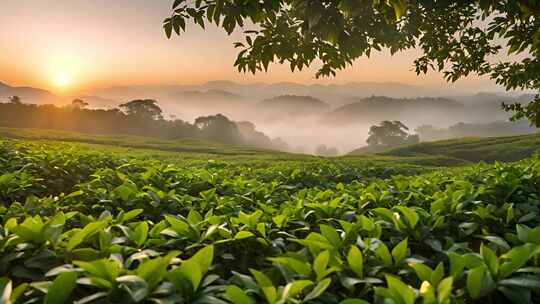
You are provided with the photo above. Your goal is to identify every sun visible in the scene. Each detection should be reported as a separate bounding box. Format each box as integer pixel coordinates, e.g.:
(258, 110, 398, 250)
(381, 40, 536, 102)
(53, 71, 72, 89)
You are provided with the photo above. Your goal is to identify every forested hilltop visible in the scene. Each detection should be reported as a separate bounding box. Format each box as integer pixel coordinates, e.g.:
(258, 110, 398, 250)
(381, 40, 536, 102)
(0, 99, 288, 151)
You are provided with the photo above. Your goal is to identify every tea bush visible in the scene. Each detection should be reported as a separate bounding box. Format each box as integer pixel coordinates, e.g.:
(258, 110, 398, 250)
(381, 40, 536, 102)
(0, 139, 539, 303)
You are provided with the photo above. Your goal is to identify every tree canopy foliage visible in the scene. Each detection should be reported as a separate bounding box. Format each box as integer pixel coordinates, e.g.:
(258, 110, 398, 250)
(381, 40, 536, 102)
(0, 100, 286, 150)
(195, 113, 245, 144)
(71, 98, 89, 109)
(119, 99, 164, 121)
(8, 96, 22, 105)
(367, 120, 419, 147)
(164, 0, 540, 124)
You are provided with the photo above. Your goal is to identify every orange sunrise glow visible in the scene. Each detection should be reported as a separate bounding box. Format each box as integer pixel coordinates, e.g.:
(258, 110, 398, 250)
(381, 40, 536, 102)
(0, 0, 503, 96)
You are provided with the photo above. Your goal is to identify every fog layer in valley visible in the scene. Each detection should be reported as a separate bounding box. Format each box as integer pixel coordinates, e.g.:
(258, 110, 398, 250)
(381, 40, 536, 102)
(1, 80, 535, 155)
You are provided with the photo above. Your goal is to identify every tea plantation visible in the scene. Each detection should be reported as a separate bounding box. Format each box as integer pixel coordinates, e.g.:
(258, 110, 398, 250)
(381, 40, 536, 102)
(1, 131, 540, 303)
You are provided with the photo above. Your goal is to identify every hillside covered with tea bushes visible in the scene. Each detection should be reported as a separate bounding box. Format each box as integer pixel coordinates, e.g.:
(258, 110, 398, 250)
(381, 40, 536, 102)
(0, 133, 539, 303)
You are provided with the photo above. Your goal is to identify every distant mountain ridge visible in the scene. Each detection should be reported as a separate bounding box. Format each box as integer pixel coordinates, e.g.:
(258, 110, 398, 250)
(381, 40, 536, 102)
(89, 80, 434, 106)
(259, 95, 329, 107)
(0, 81, 58, 104)
(256, 95, 330, 120)
(199, 80, 422, 104)
(171, 89, 243, 101)
(0, 81, 123, 108)
(0, 79, 534, 124)
(324, 96, 466, 125)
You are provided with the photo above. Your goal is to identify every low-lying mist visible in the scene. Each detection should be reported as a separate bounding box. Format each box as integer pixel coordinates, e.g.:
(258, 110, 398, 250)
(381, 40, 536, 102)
(2, 80, 535, 155)
(154, 91, 534, 155)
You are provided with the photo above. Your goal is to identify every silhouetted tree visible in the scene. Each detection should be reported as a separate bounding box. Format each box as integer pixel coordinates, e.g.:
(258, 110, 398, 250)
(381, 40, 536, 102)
(367, 121, 419, 147)
(195, 114, 243, 144)
(120, 99, 163, 120)
(235, 121, 291, 150)
(71, 99, 89, 109)
(0, 102, 287, 151)
(8, 96, 22, 105)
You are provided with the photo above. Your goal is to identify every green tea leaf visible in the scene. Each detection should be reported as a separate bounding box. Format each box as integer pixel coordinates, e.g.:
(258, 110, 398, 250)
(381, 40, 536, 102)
(187, 209, 203, 226)
(225, 285, 254, 304)
(391, 238, 408, 264)
(320, 224, 341, 247)
(347, 246, 364, 278)
(169, 260, 202, 291)
(448, 252, 466, 279)
(313, 251, 330, 281)
(385, 275, 415, 304)
(67, 220, 108, 251)
(375, 243, 393, 267)
(437, 277, 453, 302)
(235, 231, 255, 240)
(44, 272, 78, 304)
(191, 245, 214, 275)
(268, 257, 311, 277)
(431, 262, 444, 288)
(282, 280, 313, 300)
(137, 251, 179, 289)
(304, 278, 331, 301)
(480, 243, 499, 276)
(499, 245, 531, 279)
(249, 269, 277, 304)
(165, 215, 190, 235)
(116, 275, 149, 302)
(74, 259, 121, 282)
(394, 206, 419, 229)
(409, 262, 432, 282)
(131, 221, 149, 247)
(467, 266, 486, 299)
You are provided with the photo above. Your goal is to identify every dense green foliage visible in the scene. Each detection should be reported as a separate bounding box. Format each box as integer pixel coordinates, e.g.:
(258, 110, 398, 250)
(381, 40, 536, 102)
(415, 121, 535, 142)
(0, 100, 286, 150)
(1, 133, 540, 303)
(164, 0, 539, 123)
(367, 121, 419, 148)
(119, 99, 164, 121)
(0, 127, 466, 167)
(383, 133, 540, 163)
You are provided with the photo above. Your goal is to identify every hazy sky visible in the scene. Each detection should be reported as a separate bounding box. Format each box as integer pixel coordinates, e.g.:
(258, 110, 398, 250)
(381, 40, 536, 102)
(0, 0, 502, 95)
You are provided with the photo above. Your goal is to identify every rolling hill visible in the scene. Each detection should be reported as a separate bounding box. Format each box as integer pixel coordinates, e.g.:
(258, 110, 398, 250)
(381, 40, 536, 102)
(86, 80, 454, 107)
(0, 127, 280, 157)
(3, 127, 540, 168)
(0, 81, 59, 104)
(324, 96, 465, 125)
(169, 89, 244, 107)
(256, 95, 330, 119)
(349, 132, 540, 163)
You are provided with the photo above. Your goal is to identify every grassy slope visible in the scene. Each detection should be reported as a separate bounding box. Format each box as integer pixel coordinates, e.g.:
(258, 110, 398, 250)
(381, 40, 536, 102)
(382, 133, 540, 163)
(4, 127, 538, 168)
(348, 133, 540, 163)
(0, 127, 286, 158)
(0, 127, 472, 172)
